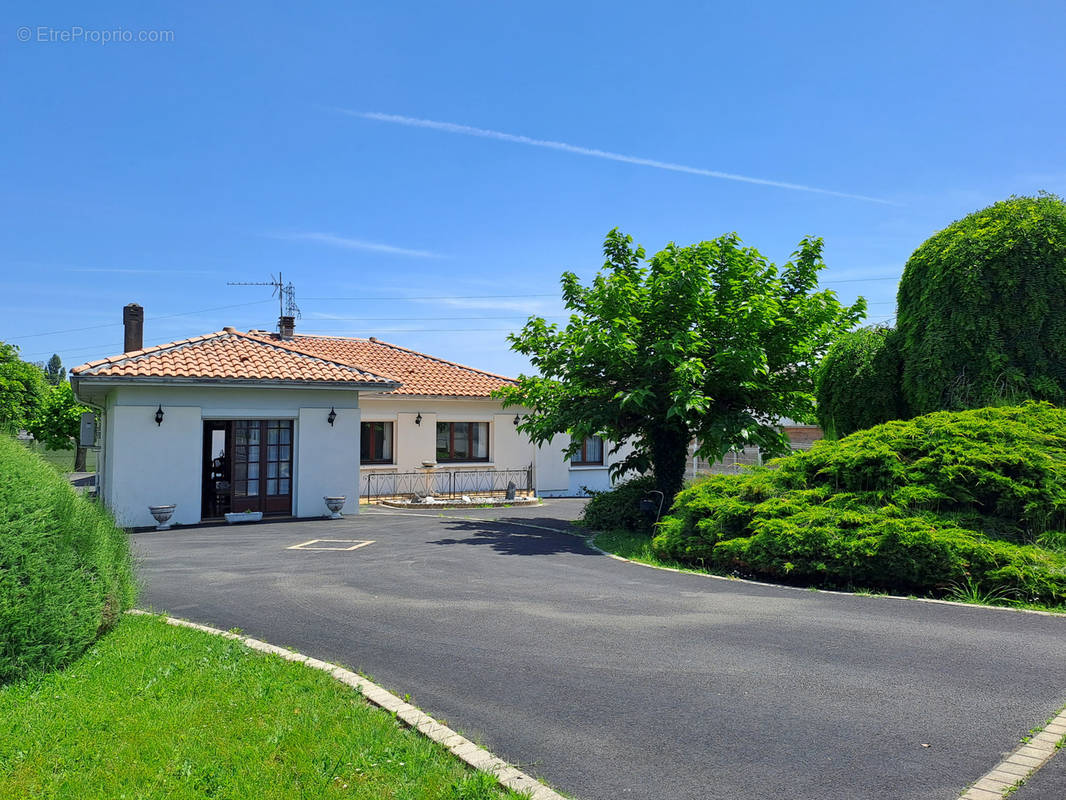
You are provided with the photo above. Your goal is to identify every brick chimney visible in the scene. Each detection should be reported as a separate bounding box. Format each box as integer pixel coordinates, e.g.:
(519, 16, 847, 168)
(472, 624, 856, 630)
(279, 315, 295, 339)
(123, 303, 144, 352)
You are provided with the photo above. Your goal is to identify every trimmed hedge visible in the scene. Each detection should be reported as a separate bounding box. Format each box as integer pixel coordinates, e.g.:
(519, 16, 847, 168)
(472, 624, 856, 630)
(580, 475, 658, 534)
(815, 326, 906, 438)
(0, 435, 135, 683)
(652, 403, 1066, 604)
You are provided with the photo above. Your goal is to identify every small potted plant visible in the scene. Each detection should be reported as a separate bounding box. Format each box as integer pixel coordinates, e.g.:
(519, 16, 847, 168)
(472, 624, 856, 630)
(225, 508, 264, 524)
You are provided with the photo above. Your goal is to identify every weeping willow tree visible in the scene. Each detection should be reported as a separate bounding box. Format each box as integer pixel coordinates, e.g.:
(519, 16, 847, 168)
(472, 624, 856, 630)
(897, 193, 1066, 415)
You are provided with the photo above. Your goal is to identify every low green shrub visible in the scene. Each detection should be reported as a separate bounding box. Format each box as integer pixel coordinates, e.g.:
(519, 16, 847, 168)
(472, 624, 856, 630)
(580, 475, 658, 533)
(0, 435, 135, 683)
(652, 403, 1066, 604)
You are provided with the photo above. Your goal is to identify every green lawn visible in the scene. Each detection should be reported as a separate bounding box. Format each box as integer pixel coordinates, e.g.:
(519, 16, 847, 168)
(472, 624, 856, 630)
(0, 614, 526, 800)
(17, 439, 96, 472)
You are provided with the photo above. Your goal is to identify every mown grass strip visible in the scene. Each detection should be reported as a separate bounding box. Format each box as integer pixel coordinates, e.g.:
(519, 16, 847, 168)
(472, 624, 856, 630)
(17, 438, 96, 473)
(0, 614, 527, 800)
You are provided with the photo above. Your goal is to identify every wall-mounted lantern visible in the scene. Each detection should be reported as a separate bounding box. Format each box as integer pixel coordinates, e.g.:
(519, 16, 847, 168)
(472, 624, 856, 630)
(513, 413, 521, 426)
(154, 405, 164, 426)
(327, 407, 337, 426)
(415, 412, 422, 426)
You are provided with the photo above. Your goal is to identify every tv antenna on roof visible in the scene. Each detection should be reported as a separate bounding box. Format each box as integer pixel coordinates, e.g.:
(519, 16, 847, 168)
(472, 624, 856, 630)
(227, 273, 301, 331)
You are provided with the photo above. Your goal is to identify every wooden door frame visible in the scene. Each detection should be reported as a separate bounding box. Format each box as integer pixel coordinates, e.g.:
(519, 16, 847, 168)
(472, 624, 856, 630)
(202, 420, 233, 519)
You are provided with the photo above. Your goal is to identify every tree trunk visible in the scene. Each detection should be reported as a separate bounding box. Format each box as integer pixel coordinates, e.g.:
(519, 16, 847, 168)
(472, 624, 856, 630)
(649, 424, 689, 514)
(74, 446, 87, 472)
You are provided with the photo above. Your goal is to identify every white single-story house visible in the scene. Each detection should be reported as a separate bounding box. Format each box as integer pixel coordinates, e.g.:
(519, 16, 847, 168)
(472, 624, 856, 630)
(71, 305, 625, 528)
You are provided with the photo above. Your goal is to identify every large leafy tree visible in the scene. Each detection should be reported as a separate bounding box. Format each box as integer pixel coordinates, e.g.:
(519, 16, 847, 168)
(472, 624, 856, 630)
(498, 229, 865, 504)
(27, 382, 90, 465)
(0, 342, 48, 434)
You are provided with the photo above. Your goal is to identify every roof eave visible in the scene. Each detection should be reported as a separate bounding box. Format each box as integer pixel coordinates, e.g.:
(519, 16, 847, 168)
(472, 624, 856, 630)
(71, 375, 400, 392)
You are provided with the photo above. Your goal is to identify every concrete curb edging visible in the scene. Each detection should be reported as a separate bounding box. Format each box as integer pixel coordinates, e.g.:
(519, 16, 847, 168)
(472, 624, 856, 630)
(958, 706, 1066, 799)
(127, 609, 565, 800)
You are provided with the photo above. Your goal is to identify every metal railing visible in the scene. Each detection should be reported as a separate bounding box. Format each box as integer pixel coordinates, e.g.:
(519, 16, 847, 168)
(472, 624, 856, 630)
(361, 465, 534, 500)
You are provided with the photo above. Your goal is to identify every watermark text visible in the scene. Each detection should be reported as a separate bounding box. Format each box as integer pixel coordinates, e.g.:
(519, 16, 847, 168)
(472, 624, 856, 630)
(17, 26, 174, 44)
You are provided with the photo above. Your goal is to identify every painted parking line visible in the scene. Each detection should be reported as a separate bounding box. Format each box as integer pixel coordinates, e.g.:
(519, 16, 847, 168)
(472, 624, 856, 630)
(287, 539, 375, 551)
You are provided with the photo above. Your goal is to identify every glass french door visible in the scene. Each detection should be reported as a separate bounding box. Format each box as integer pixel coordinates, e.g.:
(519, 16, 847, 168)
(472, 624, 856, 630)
(202, 420, 293, 517)
(262, 420, 293, 512)
(233, 420, 293, 514)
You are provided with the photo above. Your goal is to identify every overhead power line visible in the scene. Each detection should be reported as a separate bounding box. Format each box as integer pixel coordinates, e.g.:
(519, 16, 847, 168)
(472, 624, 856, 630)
(301, 328, 532, 334)
(307, 314, 569, 322)
(23, 341, 125, 359)
(11, 277, 899, 352)
(304, 280, 899, 302)
(8, 299, 275, 341)
(823, 276, 899, 284)
(302, 293, 561, 301)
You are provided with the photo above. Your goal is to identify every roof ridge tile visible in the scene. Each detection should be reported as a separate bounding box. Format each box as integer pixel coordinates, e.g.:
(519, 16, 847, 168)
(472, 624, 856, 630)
(71, 329, 398, 386)
(286, 333, 516, 383)
(72, 327, 514, 396)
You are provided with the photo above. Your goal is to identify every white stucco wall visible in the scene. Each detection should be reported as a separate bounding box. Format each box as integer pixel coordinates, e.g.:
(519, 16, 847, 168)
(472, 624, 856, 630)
(535, 433, 635, 497)
(94, 383, 363, 527)
(358, 396, 536, 474)
(295, 406, 359, 516)
(358, 395, 635, 497)
(534, 436, 571, 496)
(107, 402, 203, 528)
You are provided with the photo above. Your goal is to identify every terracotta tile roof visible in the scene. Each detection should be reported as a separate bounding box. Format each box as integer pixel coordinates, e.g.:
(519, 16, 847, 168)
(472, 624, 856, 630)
(244, 332, 517, 397)
(70, 329, 397, 387)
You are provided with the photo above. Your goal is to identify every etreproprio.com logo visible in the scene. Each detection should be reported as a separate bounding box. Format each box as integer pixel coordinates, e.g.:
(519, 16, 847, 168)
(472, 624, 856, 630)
(16, 26, 175, 44)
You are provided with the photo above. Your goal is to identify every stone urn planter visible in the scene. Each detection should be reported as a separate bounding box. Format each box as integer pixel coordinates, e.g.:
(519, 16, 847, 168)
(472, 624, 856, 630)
(323, 496, 346, 519)
(225, 510, 263, 524)
(148, 504, 176, 531)
(419, 461, 437, 499)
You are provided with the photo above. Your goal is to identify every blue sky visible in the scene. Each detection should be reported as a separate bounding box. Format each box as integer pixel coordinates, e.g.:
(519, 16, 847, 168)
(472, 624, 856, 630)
(3, 1, 1064, 378)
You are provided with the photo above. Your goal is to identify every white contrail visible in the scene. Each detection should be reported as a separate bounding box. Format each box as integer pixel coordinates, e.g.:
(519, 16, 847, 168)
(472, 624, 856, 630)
(337, 109, 898, 205)
(273, 232, 442, 258)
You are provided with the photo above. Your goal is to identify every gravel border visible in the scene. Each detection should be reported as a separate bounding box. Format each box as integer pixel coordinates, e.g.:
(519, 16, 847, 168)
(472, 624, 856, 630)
(378, 497, 540, 510)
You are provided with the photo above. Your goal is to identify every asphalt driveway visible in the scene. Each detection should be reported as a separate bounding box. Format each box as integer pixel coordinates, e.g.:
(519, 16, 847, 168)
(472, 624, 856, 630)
(132, 500, 1066, 800)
